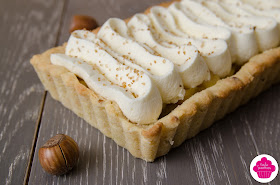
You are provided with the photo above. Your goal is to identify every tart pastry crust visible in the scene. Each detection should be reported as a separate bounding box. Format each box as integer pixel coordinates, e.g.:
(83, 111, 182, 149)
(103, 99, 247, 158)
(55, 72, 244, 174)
(30, 1, 280, 161)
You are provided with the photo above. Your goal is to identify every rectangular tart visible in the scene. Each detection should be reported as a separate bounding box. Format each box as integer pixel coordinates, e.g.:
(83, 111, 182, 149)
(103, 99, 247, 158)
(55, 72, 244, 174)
(30, 0, 280, 161)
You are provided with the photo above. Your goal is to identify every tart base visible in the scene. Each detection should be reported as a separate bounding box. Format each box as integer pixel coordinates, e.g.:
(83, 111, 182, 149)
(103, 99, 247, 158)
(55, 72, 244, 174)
(31, 45, 280, 161)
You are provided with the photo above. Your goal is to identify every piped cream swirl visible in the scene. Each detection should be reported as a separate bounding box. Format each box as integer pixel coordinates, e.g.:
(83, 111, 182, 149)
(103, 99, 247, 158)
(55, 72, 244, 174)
(181, 0, 280, 64)
(202, 1, 280, 52)
(148, 6, 232, 77)
(51, 30, 163, 124)
(97, 18, 185, 103)
(128, 13, 210, 88)
(213, 0, 280, 32)
(49, 0, 280, 124)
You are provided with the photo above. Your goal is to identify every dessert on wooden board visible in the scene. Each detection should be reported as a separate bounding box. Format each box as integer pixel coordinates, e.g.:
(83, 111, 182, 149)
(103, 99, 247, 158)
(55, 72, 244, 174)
(31, 0, 280, 161)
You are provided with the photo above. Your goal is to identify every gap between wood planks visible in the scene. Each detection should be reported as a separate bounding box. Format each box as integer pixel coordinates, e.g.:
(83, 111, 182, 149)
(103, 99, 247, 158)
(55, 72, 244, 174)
(23, 91, 47, 185)
(23, 0, 69, 184)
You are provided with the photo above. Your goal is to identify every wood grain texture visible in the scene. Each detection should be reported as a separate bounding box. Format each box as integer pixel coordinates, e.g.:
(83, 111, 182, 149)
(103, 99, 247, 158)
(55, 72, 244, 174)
(243, 84, 280, 156)
(29, 86, 280, 185)
(27, 0, 280, 184)
(0, 0, 64, 184)
(28, 95, 259, 185)
(240, 84, 280, 185)
(57, 0, 165, 45)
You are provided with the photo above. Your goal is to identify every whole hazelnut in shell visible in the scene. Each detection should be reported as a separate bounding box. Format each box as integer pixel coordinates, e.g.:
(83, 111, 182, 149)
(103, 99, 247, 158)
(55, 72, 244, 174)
(38, 134, 79, 175)
(69, 15, 98, 33)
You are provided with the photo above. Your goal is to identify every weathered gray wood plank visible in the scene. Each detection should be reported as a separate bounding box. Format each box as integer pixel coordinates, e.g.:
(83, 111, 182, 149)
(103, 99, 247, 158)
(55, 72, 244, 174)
(0, 0, 65, 184)
(29, 94, 259, 185)
(243, 84, 280, 156)
(240, 84, 280, 184)
(26, 0, 280, 184)
(58, 0, 166, 45)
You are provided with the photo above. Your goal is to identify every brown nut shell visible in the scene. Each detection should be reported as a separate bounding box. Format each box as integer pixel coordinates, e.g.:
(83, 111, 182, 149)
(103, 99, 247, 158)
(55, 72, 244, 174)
(69, 15, 98, 33)
(38, 134, 79, 175)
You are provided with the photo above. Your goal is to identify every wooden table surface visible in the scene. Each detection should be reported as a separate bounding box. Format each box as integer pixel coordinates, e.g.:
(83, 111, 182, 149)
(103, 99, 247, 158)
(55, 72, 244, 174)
(1, 0, 280, 184)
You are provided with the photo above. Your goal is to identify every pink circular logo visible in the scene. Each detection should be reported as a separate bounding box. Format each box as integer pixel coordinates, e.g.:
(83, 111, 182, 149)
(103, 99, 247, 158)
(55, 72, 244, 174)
(250, 154, 278, 183)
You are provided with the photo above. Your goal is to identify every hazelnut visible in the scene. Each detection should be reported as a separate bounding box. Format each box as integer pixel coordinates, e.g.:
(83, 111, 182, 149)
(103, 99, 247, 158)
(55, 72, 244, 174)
(38, 134, 79, 175)
(69, 15, 98, 33)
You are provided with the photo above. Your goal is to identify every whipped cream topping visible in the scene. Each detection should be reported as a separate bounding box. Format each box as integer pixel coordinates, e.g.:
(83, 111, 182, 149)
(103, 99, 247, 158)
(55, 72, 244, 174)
(149, 5, 232, 77)
(181, 0, 279, 64)
(52, 30, 162, 124)
(128, 13, 210, 88)
(202, 1, 280, 52)
(50, 0, 280, 124)
(241, 0, 280, 10)
(166, 4, 232, 43)
(215, 0, 280, 31)
(97, 18, 185, 103)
